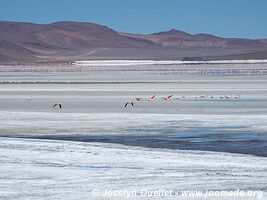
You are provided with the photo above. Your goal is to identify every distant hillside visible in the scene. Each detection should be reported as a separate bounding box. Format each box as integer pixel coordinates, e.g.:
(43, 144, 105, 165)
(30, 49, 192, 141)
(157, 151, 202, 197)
(0, 21, 267, 63)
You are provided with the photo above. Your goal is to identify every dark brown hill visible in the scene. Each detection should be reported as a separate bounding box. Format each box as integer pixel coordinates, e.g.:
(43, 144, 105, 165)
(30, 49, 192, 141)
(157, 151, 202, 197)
(0, 21, 266, 63)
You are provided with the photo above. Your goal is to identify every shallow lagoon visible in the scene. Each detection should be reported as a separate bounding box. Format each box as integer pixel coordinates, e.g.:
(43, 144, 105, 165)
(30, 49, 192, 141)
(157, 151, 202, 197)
(0, 64, 267, 199)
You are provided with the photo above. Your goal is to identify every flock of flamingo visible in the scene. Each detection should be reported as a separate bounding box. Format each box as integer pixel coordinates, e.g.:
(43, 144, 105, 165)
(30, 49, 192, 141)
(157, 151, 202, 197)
(124, 94, 240, 107)
(27, 94, 240, 109)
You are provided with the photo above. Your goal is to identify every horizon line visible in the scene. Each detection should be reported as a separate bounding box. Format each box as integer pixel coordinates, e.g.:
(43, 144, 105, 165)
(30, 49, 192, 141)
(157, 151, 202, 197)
(0, 19, 266, 40)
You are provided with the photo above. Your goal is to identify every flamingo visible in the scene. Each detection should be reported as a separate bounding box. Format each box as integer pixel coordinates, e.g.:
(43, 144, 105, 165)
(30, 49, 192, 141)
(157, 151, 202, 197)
(149, 95, 156, 101)
(195, 95, 207, 100)
(163, 95, 173, 100)
(53, 103, 62, 109)
(176, 96, 185, 100)
(225, 95, 231, 100)
(124, 102, 134, 108)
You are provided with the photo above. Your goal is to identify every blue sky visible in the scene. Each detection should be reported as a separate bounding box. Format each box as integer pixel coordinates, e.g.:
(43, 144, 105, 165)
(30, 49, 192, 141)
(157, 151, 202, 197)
(0, 0, 266, 38)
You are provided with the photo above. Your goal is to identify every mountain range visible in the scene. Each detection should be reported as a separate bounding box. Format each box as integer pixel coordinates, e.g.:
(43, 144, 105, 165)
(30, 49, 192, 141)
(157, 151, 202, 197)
(0, 21, 267, 63)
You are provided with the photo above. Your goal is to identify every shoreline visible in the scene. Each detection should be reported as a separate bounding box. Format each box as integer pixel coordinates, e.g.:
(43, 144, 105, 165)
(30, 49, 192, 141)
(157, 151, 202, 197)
(1, 134, 266, 157)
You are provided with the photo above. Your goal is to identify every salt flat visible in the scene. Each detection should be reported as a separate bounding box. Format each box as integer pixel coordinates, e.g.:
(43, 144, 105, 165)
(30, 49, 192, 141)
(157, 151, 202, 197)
(0, 137, 266, 200)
